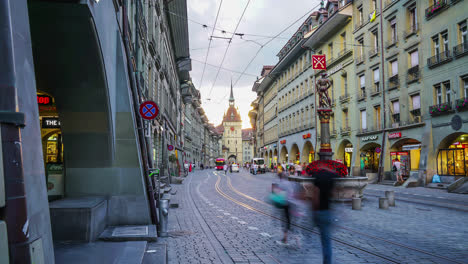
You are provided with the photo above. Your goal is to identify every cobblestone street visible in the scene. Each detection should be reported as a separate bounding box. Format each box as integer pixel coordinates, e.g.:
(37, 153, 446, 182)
(160, 170, 468, 264)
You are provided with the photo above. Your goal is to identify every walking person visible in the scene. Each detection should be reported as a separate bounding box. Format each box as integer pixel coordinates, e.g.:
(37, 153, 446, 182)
(309, 167, 336, 264)
(223, 163, 228, 175)
(393, 158, 403, 182)
(253, 162, 258, 175)
(271, 165, 294, 245)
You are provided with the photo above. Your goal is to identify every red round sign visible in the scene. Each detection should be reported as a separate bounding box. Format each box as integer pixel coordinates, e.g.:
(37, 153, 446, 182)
(167, 145, 174, 151)
(375, 147, 381, 153)
(139, 101, 159, 120)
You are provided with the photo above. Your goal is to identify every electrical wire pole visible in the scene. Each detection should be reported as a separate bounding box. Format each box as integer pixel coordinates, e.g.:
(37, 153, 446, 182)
(377, 0, 387, 182)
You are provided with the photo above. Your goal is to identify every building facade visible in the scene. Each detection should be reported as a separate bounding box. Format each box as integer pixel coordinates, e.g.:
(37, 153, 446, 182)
(242, 128, 255, 165)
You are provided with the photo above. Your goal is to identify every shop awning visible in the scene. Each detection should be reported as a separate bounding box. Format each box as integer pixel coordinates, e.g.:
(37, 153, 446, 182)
(402, 144, 421, 151)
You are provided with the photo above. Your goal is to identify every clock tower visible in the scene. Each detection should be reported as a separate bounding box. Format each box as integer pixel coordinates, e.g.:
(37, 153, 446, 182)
(221, 83, 243, 164)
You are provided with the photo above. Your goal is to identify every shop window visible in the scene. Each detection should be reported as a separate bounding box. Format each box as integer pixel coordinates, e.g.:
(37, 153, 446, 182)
(437, 134, 468, 176)
(360, 150, 380, 172)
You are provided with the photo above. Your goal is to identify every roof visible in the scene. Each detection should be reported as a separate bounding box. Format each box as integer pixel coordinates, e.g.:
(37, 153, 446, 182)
(260, 66, 274, 77)
(242, 128, 254, 140)
(215, 124, 225, 134)
(222, 105, 242, 123)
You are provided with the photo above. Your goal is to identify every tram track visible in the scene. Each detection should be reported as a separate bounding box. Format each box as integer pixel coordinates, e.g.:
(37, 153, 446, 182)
(214, 171, 466, 264)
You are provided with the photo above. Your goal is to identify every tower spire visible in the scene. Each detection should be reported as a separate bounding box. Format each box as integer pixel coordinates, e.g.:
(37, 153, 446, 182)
(229, 79, 235, 105)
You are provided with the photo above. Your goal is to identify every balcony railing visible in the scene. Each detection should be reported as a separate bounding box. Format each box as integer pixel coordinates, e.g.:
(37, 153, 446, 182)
(385, 0, 398, 7)
(338, 48, 352, 57)
(358, 91, 366, 101)
(371, 85, 381, 96)
(355, 54, 365, 65)
(392, 113, 400, 123)
(369, 47, 379, 58)
(403, 23, 419, 39)
(429, 102, 453, 116)
(339, 93, 350, 103)
(425, 0, 448, 19)
(410, 108, 421, 116)
(385, 37, 398, 49)
(406, 66, 420, 84)
(427, 50, 453, 68)
(453, 42, 468, 57)
(388, 75, 399, 90)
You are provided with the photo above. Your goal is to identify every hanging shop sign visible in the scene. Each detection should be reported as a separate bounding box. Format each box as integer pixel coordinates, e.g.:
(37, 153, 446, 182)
(139, 101, 159, 120)
(388, 132, 402, 139)
(312, 55, 327, 70)
(167, 145, 174, 151)
(345, 148, 353, 152)
(302, 133, 312, 139)
(391, 152, 408, 156)
(42, 117, 61, 129)
(37, 95, 52, 105)
(362, 135, 378, 141)
(280, 140, 287, 144)
(402, 144, 421, 151)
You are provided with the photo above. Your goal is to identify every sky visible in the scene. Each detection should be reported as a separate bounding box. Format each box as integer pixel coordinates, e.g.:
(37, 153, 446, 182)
(186, 0, 322, 128)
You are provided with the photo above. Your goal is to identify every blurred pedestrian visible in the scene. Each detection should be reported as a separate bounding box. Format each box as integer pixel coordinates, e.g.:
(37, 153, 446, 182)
(253, 162, 258, 175)
(271, 165, 294, 245)
(223, 164, 228, 175)
(309, 167, 336, 264)
(294, 162, 302, 176)
(288, 165, 296, 176)
(393, 158, 403, 182)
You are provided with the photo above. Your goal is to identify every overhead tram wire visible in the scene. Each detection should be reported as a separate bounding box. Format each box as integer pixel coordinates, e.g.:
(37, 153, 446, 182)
(165, 9, 289, 40)
(232, 2, 323, 88)
(207, 0, 252, 98)
(191, 58, 258, 77)
(198, 0, 224, 90)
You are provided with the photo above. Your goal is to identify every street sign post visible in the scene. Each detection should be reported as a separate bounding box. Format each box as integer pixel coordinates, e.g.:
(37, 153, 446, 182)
(167, 145, 174, 151)
(139, 101, 159, 120)
(312, 55, 327, 70)
(375, 147, 381, 153)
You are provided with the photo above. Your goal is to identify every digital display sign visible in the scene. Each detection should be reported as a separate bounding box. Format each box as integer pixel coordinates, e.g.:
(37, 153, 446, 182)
(37, 95, 52, 105)
(42, 117, 61, 129)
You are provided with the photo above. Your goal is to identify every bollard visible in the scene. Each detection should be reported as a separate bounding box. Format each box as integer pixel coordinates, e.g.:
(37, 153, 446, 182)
(352, 198, 362, 210)
(159, 199, 169, 237)
(379, 197, 389, 209)
(385, 191, 395, 206)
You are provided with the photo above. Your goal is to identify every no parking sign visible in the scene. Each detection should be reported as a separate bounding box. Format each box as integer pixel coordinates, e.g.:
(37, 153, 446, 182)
(139, 101, 159, 120)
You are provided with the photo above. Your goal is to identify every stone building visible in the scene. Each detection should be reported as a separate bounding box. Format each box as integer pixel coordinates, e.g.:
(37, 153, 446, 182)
(242, 128, 255, 165)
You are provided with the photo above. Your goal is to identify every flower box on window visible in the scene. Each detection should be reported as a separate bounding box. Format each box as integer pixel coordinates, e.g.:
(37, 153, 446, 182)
(429, 102, 452, 116)
(456, 98, 468, 111)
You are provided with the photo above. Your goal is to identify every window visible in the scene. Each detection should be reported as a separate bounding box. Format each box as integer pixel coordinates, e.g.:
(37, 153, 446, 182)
(372, 30, 379, 50)
(460, 21, 467, 44)
(372, 0, 377, 11)
(391, 60, 398, 76)
(411, 94, 421, 110)
(444, 82, 451, 103)
(343, 75, 348, 94)
(358, 38, 364, 56)
(435, 84, 442, 104)
(410, 50, 419, 67)
(432, 35, 440, 55)
(463, 77, 468, 97)
(392, 100, 400, 114)
(442, 32, 449, 52)
(373, 68, 380, 91)
(409, 5, 417, 29)
(343, 110, 349, 127)
(328, 43, 333, 58)
(360, 74, 366, 94)
(358, 6, 363, 25)
(390, 18, 397, 42)
(374, 105, 381, 130)
(361, 110, 367, 130)
(341, 32, 346, 50)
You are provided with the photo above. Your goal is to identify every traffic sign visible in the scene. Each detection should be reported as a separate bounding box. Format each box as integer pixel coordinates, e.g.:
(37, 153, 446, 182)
(167, 145, 174, 151)
(375, 147, 381, 153)
(312, 55, 327, 70)
(139, 101, 159, 120)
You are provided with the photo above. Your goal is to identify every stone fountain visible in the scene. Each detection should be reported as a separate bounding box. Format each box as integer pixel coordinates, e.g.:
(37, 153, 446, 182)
(289, 73, 368, 201)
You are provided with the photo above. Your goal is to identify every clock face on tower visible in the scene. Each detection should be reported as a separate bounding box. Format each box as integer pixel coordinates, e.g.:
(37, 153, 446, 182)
(230, 127, 235, 131)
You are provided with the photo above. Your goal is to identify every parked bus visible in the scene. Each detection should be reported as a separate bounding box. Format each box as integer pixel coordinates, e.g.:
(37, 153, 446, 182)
(215, 158, 225, 170)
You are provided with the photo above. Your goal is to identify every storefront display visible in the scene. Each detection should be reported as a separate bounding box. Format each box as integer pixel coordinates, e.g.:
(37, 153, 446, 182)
(390, 152, 409, 178)
(360, 150, 380, 172)
(344, 145, 353, 171)
(437, 135, 468, 176)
